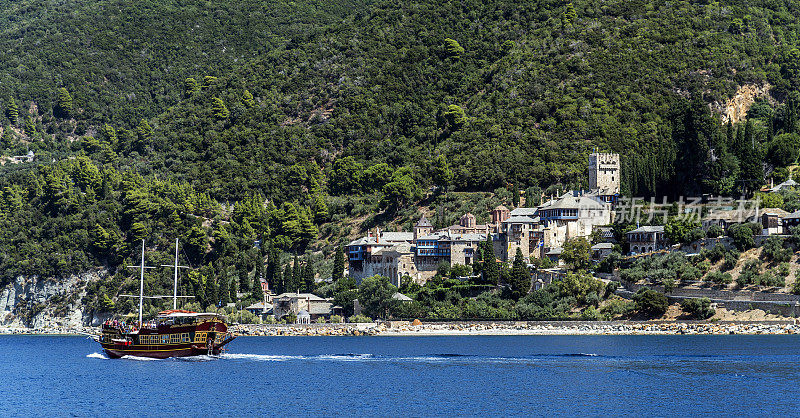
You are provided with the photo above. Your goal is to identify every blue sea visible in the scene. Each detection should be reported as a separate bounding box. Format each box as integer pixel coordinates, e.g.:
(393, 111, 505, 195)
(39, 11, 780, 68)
(2, 335, 800, 416)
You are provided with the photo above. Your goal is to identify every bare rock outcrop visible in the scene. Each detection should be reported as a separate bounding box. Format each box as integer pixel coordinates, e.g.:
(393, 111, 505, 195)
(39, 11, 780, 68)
(715, 83, 772, 124)
(0, 271, 106, 330)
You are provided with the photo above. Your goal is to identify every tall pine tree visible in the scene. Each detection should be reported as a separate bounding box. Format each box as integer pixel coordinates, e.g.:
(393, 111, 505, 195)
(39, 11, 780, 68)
(5, 97, 18, 122)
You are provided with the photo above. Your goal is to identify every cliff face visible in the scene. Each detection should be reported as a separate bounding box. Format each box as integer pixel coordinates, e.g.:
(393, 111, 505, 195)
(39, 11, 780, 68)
(0, 271, 106, 329)
(716, 84, 772, 124)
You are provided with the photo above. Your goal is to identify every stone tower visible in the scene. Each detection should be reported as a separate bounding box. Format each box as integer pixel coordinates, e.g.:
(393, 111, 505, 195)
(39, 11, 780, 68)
(414, 216, 433, 242)
(589, 152, 620, 194)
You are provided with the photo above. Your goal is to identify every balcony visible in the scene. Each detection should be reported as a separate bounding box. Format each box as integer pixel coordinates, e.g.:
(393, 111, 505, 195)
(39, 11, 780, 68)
(417, 249, 451, 257)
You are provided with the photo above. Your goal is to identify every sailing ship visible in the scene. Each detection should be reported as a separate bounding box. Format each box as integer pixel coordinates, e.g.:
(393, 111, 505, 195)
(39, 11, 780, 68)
(95, 239, 236, 359)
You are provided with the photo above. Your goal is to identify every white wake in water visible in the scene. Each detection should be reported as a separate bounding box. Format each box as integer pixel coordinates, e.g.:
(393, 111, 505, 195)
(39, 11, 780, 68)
(177, 355, 219, 362)
(219, 353, 573, 365)
(120, 355, 162, 361)
(86, 352, 108, 360)
(222, 353, 307, 362)
(87, 351, 601, 364)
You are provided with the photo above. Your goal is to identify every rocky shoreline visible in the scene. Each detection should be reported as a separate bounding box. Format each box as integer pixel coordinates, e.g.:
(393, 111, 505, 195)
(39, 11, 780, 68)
(0, 325, 99, 336)
(229, 320, 800, 336)
(5, 320, 800, 337)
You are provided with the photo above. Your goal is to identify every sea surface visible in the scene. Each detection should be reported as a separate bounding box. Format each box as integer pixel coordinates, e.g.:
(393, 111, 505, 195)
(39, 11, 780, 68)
(2, 334, 800, 416)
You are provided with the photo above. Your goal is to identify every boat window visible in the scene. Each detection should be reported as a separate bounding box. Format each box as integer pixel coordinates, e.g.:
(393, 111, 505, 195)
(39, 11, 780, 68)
(161, 335, 169, 344)
(194, 332, 207, 343)
(181, 333, 190, 343)
(170, 334, 180, 344)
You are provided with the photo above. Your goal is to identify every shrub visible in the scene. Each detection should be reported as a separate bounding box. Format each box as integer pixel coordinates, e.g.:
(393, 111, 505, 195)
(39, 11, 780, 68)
(230, 309, 261, 324)
(680, 297, 715, 319)
(777, 263, 791, 278)
(603, 281, 620, 298)
(737, 259, 762, 287)
(600, 299, 634, 319)
(633, 288, 668, 318)
(348, 314, 372, 323)
(585, 291, 601, 307)
(706, 271, 733, 285)
(721, 250, 739, 271)
(314, 317, 326, 323)
(762, 236, 792, 263)
(707, 244, 726, 262)
(792, 272, 800, 295)
(329, 315, 344, 323)
(391, 300, 427, 319)
(706, 224, 724, 238)
(727, 223, 757, 250)
(696, 259, 711, 275)
(428, 304, 463, 320)
(580, 307, 601, 321)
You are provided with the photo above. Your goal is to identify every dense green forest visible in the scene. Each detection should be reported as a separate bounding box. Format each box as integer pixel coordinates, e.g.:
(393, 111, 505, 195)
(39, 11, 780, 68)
(2, 0, 800, 314)
(0, 0, 370, 127)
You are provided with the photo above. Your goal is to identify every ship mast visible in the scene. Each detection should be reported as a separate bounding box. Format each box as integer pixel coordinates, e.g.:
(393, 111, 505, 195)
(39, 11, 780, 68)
(160, 238, 190, 310)
(139, 240, 145, 326)
(120, 240, 193, 326)
(125, 240, 155, 327)
(173, 238, 179, 309)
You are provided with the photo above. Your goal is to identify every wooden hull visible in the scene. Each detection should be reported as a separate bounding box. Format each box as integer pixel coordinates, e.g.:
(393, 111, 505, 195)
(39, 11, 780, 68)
(102, 343, 226, 359)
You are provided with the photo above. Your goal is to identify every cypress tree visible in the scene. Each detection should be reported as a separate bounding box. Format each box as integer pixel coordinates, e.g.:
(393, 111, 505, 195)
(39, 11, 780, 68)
(251, 267, 261, 299)
(283, 263, 293, 292)
(744, 119, 754, 148)
(303, 260, 315, 292)
(265, 244, 280, 289)
(254, 251, 265, 288)
(735, 123, 746, 157)
(205, 276, 218, 308)
(290, 255, 301, 291)
(726, 121, 734, 149)
(273, 260, 284, 295)
(332, 245, 345, 282)
(787, 94, 798, 134)
(219, 277, 231, 305)
(483, 234, 500, 285)
(509, 248, 531, 300)
(512, 183, 520, 207)
(230, 276, 238, 302)
(193, 276, 206, 308)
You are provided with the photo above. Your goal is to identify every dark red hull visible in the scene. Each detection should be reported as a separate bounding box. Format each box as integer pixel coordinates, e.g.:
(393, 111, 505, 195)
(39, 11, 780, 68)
(102, 343, 227, 359)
